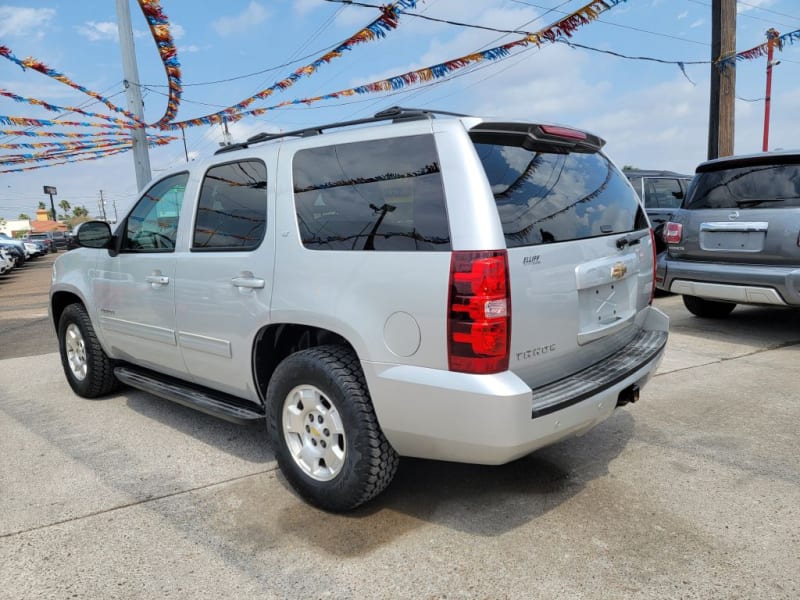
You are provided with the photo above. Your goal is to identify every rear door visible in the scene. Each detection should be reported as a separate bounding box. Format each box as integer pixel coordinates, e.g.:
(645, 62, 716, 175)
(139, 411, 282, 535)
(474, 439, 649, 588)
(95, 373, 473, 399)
(470, 124, 654, 388)
(675, 158, 800, 265)
(174, 157, 273, 403)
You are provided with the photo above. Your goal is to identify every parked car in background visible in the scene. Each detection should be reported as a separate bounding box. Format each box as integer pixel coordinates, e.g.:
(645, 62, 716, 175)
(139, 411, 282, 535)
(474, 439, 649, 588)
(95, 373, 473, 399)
(0, 235, 26, 267)
(659, 151, 800, 317)
(0, 248, 13, 275)
(28, 232, 63, 252)
(22, 237, 49, 256)
(624, 169, 693, 253)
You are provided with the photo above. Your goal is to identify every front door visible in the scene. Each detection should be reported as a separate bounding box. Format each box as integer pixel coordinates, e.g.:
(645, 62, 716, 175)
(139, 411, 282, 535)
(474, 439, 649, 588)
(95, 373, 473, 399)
(92, 172, 190, 377)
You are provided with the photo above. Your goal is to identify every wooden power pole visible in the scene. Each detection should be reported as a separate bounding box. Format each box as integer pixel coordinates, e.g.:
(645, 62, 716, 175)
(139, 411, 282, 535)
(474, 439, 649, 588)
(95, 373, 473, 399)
(708, 0, 737, 160)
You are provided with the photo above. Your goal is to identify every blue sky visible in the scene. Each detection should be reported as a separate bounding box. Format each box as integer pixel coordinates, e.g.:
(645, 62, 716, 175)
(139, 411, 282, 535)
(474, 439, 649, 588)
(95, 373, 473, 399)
(1, 0, 799, 220)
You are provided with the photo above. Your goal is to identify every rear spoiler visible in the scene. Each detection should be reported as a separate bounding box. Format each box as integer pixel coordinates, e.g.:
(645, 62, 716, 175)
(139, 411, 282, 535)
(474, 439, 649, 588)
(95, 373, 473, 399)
(469, 122, 605, 154)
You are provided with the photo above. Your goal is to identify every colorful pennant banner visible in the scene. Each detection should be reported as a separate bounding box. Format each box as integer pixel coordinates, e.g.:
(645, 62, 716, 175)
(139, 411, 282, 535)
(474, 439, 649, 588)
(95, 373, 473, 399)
(0, 115, 128, 129)
(0, 147, 131, 174)
(0, 89, 139, 128)
(188, 0, 628, 123)
(718, 28, 800, 67)
(0, 135, 176, 151)
(138, 0, 182, 128)
(165, 0, 418, 129)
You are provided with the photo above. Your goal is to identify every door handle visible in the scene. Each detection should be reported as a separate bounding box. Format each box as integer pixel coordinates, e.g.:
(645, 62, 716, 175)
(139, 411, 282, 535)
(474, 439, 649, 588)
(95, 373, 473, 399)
(232, 276, 265, 289)
(145, 274, 170, 285)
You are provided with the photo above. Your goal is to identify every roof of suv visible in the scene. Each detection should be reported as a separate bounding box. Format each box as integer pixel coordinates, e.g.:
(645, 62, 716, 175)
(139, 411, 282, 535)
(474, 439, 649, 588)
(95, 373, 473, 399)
(623, 169, 692, 178)
(696, 150, 800, 173)
(214, 106, 605, 156)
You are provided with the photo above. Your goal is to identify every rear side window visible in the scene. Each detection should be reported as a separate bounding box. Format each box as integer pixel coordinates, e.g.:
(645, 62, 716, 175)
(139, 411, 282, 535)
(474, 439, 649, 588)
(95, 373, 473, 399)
(686, 162, 800, 209)
(293, 135, 450, 251)
(193, 160, 267, 251)
(474, 144, 644, 248)
(646, 178, 684, 209)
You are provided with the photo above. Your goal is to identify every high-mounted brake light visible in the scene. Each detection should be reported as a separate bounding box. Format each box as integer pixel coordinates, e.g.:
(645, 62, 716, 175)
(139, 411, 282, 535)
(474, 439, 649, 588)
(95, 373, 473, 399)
(664, 222, 683, 245)
(539, 125, 588, 141)
(448, 250, 511, 374)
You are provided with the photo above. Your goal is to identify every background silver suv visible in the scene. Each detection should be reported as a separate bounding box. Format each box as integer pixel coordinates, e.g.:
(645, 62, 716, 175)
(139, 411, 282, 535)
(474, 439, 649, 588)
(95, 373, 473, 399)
(659, 151, 800, 317)
(51, 108, 668, 511)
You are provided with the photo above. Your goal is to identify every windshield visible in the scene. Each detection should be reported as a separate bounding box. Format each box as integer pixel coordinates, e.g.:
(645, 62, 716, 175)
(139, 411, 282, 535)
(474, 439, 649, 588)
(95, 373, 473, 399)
(686, 161, 800, 209)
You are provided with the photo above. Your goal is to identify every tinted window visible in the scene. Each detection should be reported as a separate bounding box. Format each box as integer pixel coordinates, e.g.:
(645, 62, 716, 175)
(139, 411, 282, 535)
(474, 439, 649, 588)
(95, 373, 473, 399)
(686, 162, 800, 209)
(475, 144, 643, 248)
(122, 172, 189, 252)
(646, 178, 684, 209)
(193, 160, 267, 250)
(293, 135, 450, 251)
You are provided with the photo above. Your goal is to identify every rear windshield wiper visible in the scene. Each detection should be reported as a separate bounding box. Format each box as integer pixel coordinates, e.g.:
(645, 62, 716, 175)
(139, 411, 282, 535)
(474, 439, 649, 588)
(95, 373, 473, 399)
(735, 198, 794, 207)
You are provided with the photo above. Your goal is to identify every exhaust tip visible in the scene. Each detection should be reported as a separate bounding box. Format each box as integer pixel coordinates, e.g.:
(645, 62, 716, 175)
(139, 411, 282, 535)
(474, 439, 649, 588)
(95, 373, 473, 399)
(616, 384, 640, 407)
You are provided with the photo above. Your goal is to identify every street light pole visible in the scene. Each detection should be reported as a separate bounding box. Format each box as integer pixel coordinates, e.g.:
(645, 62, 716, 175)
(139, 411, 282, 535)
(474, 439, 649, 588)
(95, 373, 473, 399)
(762, 28, 781, 152)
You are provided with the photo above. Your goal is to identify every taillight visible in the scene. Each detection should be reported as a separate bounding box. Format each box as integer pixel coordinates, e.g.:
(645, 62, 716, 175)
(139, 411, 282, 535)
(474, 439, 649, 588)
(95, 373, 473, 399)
(448, 250, 511, 374)
(664, 222, 683, 245)
(649, 229, 657, 305)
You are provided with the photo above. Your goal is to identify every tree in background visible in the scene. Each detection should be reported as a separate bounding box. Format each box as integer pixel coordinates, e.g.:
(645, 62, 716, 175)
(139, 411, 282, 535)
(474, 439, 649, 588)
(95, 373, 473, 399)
(0, 216, 6, 229)
(18, 213, 30, 220)
(37, 201, 46, 210)
(72, 205, 89, 218)
(58, 200, 72, 220)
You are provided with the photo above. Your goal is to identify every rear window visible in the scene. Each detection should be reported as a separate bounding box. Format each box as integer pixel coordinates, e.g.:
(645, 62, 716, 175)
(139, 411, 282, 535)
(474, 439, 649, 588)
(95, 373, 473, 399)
(686, 162, 800, 209)
(474, 143, 644, 248)
(293, 135, 450, 251)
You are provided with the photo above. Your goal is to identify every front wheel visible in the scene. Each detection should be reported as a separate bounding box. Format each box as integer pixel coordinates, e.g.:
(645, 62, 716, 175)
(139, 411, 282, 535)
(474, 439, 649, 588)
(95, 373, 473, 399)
(58, 303, 119, 397)
(682, 295, 736, 318)
(266, 345, 398, 512)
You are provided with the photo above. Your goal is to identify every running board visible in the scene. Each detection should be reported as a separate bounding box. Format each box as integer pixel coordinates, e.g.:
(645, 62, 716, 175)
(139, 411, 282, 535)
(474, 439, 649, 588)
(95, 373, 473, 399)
(114, 366, 265, 424)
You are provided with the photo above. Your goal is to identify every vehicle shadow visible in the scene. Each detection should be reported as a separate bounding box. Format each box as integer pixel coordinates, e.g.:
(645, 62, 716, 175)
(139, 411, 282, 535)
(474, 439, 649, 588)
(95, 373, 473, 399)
(124, 389, 273, 464)
(668, 303, 800, 348)
(272, 409, 636, 555)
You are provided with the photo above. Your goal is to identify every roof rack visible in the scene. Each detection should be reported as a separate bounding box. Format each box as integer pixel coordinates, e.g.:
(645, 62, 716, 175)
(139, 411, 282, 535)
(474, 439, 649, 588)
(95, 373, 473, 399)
(214, 106, 469, 155)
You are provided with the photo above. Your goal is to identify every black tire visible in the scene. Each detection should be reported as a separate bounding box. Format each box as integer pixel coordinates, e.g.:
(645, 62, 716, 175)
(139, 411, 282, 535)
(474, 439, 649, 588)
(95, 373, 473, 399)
(266, 345, 398, 512)
(682, 295, 736, 318)
(58, 303, 119, 398)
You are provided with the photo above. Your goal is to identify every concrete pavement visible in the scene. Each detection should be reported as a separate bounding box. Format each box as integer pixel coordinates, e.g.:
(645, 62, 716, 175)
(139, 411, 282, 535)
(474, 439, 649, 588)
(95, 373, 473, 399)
(1, 280, 798, 598)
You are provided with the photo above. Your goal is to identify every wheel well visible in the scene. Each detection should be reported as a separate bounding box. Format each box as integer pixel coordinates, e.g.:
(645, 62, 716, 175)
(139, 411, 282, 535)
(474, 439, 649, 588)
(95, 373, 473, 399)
(51, 291, 83, 331)
(252, 324, 354, 401)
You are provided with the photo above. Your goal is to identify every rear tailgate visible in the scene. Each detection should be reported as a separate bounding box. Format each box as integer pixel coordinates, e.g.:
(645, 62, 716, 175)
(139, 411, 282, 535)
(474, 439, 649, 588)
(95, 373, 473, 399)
(469, 122, 658, 389)
(671, 159, 800, 265)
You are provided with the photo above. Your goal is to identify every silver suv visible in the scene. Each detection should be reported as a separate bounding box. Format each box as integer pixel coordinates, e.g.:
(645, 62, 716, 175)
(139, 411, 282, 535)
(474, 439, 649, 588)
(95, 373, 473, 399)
(659, 151, 800, 317)
(50, 107, 669, 511)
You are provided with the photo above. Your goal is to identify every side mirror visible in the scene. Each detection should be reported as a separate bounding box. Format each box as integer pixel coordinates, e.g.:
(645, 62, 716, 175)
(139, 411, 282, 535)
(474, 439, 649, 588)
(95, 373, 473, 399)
(76, 221, 113, 249)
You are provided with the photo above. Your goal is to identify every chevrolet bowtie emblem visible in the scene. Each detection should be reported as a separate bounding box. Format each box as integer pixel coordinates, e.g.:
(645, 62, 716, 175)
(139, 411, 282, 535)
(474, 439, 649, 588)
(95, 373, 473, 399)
(611, 262, 627, 280)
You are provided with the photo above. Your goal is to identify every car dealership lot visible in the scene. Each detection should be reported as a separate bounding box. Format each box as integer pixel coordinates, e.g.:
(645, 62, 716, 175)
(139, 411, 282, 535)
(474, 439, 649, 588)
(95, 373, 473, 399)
(1, 261, 798, 599)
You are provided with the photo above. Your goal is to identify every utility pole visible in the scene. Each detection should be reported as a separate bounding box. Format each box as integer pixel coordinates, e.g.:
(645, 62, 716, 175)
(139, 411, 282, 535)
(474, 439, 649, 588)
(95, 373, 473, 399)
(116, 0, 152, 191)
(99, 190, 108, 222)
(708, 0, 736, 160)
(762, 28, 781, 152)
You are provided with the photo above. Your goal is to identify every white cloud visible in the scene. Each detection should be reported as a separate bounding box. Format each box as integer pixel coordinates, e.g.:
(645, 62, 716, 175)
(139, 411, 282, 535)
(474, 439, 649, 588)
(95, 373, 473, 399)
(0, 6, 55, 39)
(76, 20, 183, 43)
(212, 2, 269, 37)
(170, 23, 186, 40)
(76, 21, 119, 42)
(677, 11, 688, 19)
(180, 44, 200, 53)
(690, 19, 705, 29)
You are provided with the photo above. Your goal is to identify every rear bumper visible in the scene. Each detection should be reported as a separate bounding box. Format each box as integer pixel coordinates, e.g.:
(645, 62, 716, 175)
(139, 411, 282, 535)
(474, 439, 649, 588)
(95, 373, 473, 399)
(363, 306, 669, 464)
(659, 255, 800, 305)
